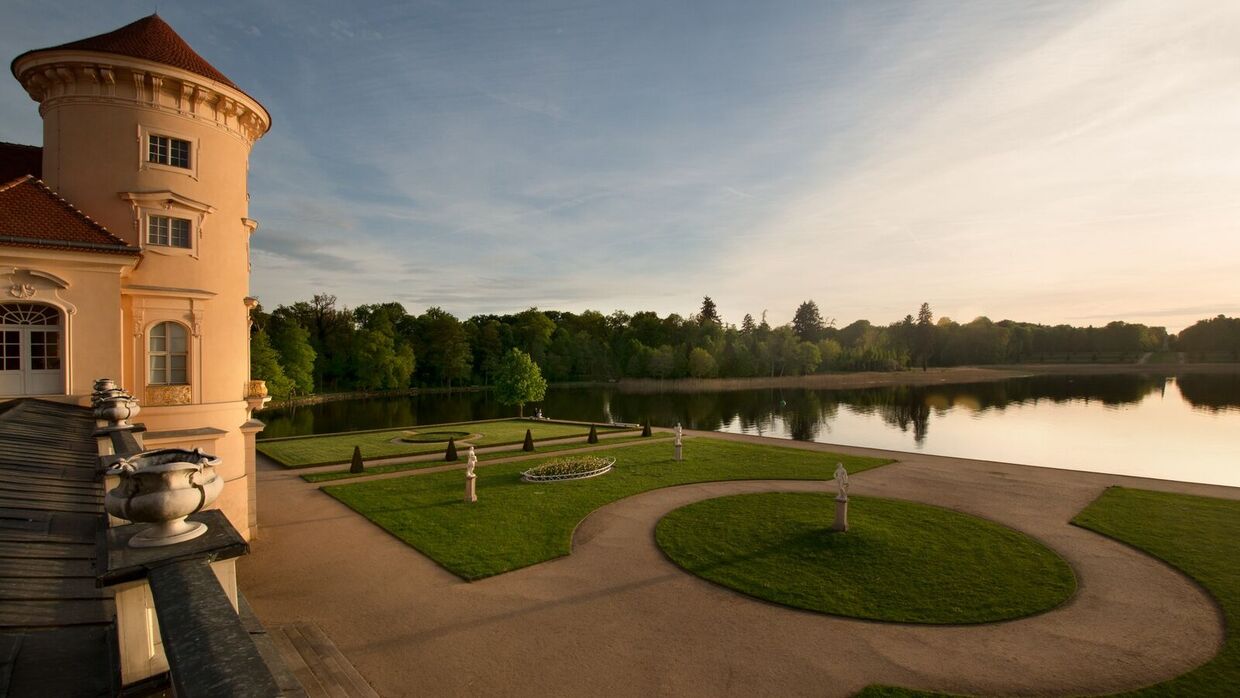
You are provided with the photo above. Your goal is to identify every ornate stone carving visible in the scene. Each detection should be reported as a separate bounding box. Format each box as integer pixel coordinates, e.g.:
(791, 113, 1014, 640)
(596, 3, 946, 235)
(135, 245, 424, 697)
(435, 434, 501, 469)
(145, 384, 191, 406)
(8, 283, 34, 299)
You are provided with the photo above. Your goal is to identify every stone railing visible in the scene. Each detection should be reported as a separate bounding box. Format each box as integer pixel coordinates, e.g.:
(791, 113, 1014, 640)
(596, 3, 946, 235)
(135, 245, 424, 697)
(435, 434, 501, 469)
(91, 378, 281, 696)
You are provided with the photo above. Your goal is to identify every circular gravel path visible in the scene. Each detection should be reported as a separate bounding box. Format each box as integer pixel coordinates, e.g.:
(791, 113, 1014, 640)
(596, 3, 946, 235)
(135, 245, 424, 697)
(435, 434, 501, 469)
(239, 431, 1235, 697)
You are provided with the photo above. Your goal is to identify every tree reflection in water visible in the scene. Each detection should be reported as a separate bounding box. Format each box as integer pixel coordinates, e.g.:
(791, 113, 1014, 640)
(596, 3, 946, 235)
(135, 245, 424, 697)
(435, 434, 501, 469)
(259, 372, 1202, 444)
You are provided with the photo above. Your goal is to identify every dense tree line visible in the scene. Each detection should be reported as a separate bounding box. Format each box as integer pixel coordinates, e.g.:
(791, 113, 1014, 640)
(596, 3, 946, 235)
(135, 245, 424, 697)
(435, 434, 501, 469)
(249, 293, 1223, 397)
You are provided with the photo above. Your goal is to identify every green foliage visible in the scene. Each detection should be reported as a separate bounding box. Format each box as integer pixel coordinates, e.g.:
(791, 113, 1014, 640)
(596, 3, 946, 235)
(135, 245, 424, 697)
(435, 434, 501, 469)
(255, 293, 1201, 392)
(269, 320, 316, 394)
(249, 329, 293, 397)
(792, 300, 826, 342)
(493, 349, 547, 416)
(687, 347, 717, 378)
(657, 493, 1074, 623)
(324, 438, 892, 579)
(587, 424, 598, 444)
(1177, 315, 1240, 359)
(699, 296, 721, 324)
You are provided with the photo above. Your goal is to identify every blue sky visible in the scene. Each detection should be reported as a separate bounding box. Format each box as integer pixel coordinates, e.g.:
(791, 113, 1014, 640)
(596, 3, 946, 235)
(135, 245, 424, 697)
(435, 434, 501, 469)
(3, 0, 1237, 332)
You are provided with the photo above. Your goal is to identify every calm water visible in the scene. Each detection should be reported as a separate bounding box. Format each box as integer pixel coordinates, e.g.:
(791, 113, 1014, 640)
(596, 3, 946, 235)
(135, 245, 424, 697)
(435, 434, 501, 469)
(258, 373, 1240, 487)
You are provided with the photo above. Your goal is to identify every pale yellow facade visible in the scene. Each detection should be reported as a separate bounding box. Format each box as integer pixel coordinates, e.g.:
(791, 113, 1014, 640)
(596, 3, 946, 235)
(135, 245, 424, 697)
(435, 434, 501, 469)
(3, 34, 271, 539)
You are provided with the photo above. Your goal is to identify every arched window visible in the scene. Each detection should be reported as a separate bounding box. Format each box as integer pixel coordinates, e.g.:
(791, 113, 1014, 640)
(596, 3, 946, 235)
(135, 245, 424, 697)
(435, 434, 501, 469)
(0, 303, 63, 396)
(149, 322, 188, 385)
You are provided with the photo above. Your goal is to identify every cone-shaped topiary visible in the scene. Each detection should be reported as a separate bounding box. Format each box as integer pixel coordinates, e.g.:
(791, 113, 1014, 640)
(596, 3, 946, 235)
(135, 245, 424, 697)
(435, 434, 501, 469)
(588, 424, 599, 444)
(350, 446, 364, 473)
(445, 437, 458, 462)
(642, 420, 652, 437)
(523, 429, 535, 452)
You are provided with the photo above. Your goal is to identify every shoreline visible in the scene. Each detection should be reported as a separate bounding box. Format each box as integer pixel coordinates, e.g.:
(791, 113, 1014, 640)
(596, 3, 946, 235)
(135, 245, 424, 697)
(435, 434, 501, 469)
(259, 362, 1240, 411)
(611, 362, 1240, 394)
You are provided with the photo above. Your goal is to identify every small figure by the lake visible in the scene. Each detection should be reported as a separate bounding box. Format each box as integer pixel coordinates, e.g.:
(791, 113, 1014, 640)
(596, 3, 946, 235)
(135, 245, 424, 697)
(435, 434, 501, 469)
(464, 447, 478, 503)
(674, 422, 683, 461)
(832, 462, 849, 532)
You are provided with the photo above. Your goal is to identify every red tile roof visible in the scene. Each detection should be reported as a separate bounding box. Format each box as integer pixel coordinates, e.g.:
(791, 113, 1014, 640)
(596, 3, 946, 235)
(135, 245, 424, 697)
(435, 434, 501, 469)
(12, 14, 238, 90)
(0, 142, 41, 183)
(0, 176, 139, 256)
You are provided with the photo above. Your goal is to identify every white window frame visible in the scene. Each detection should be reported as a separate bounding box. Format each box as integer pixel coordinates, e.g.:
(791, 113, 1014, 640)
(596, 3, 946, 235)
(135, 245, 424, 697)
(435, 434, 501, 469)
(147, 321, 190, 386)
(146, 214, 193, 249)
(138, 124, 199, 180)
(121, 191, 215, 259)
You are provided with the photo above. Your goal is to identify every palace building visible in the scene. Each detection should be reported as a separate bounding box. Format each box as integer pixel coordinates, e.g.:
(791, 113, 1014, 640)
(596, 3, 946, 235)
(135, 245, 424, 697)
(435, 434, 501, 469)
(1, 14, 271, 540)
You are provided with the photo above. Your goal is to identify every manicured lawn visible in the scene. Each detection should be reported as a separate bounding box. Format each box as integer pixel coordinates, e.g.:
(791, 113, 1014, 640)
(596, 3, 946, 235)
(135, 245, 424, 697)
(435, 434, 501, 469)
(857, 486, 1240, 697)
(324, 438, 892, 580)
(302, 432, 669, 483)
(656, 492, 1075, 624)
(257, 419, 630, 467)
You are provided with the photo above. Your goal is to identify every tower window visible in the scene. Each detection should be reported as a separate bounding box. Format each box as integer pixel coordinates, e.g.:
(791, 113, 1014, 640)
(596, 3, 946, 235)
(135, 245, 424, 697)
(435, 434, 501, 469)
(149, 134, 191, 169)
(148, 215, 191, 248)
(148, 322, 188, 385)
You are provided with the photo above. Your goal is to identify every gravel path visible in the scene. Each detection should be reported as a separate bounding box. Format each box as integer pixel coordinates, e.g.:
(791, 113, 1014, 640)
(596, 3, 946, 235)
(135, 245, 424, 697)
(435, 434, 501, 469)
(238, 430, 1238, 697)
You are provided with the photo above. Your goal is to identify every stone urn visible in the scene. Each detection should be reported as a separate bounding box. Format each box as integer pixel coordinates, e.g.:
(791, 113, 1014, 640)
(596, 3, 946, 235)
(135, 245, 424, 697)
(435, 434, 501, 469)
(245, 379, 268, 399)
(105, 448, 223, 548)
(92, 387, 129, 406)
(94, 395, 140, 425)
(93, 378, 118, 393)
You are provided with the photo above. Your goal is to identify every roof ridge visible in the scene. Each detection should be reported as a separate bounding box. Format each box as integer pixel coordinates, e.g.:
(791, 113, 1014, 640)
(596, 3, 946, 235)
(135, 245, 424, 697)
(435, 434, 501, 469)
(0, 174, 34, 194)
(26, 177, 134, 249)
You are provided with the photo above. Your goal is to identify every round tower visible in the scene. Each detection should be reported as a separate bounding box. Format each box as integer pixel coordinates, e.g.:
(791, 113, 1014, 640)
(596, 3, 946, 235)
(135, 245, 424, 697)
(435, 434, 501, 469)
(10, 15, 272, 538)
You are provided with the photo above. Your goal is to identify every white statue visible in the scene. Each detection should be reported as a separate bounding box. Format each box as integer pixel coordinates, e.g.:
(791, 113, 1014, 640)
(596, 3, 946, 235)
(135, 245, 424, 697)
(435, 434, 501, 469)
(464, 446, 478, 503)
(674, 423, 683, 445)
(466, 446, 477, 478)
(833, 462, 849, 501)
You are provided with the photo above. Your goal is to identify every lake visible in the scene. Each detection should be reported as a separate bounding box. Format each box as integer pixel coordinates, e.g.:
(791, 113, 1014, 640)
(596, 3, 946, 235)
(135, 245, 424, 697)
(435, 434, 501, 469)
(257, 372, 1240, 487)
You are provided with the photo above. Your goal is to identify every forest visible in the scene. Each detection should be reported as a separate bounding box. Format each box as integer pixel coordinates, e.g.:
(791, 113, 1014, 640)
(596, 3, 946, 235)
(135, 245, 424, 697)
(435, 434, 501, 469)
(248, 294, 1237, 397)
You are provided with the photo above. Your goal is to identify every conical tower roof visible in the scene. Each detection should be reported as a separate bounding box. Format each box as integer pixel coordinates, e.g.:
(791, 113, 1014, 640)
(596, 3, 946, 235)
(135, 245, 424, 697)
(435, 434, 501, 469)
(12, 14, 238, 89)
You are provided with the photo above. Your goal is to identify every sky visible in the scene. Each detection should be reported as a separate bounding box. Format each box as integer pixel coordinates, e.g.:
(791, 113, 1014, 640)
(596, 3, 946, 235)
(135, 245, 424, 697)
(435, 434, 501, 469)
(2, 0, 1237, 333)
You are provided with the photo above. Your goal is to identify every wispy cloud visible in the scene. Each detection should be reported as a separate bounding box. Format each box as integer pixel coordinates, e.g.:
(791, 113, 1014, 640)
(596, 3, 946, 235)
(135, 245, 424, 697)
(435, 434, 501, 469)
(2, 1, 1235, 331)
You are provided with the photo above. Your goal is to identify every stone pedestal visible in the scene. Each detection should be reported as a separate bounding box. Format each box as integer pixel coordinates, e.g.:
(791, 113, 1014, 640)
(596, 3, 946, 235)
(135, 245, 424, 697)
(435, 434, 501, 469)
(465, 475, 477, 503)
(674, 443, 683, 461)
(832, 497, 849, 532)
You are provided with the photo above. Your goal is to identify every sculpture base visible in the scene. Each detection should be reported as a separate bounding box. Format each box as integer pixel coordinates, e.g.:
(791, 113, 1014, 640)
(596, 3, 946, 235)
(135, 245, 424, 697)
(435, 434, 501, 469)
(832, 498, 849, 532)
(674, 443, 683, 461)
(465, 476, 477, 503)
(129, 519, 208, 548)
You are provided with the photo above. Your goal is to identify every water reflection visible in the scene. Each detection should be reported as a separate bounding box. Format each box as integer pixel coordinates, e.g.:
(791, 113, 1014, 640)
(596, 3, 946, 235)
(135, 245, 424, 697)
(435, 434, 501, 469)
(1176, 373, 1240, 413)
(257, 373, 1240, 486)
(259, 373, 1213, 439)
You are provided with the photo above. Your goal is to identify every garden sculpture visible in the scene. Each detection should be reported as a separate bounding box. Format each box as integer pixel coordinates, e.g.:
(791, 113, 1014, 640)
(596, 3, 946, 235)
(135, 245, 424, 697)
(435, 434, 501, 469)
(465, 447, 478, 503)
(674, 423, 683, 462)
(832, 462, 849, 532)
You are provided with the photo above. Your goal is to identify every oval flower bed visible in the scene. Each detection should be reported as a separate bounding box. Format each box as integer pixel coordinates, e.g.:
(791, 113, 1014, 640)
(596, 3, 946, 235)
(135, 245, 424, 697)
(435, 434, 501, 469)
(399, 430, 474, 444)
(522, 456, 616, 482)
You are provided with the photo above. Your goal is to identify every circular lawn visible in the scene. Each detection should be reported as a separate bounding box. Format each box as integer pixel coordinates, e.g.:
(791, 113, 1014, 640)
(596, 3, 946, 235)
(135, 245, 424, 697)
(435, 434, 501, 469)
(655, 492, 1075, 624)
(399, 430, 475, 443)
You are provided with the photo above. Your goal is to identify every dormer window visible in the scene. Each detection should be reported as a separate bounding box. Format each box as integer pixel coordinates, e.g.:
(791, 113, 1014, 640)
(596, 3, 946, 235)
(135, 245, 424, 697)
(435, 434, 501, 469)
(149, 134, 190, 169)
(148, 215, 191, 248)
